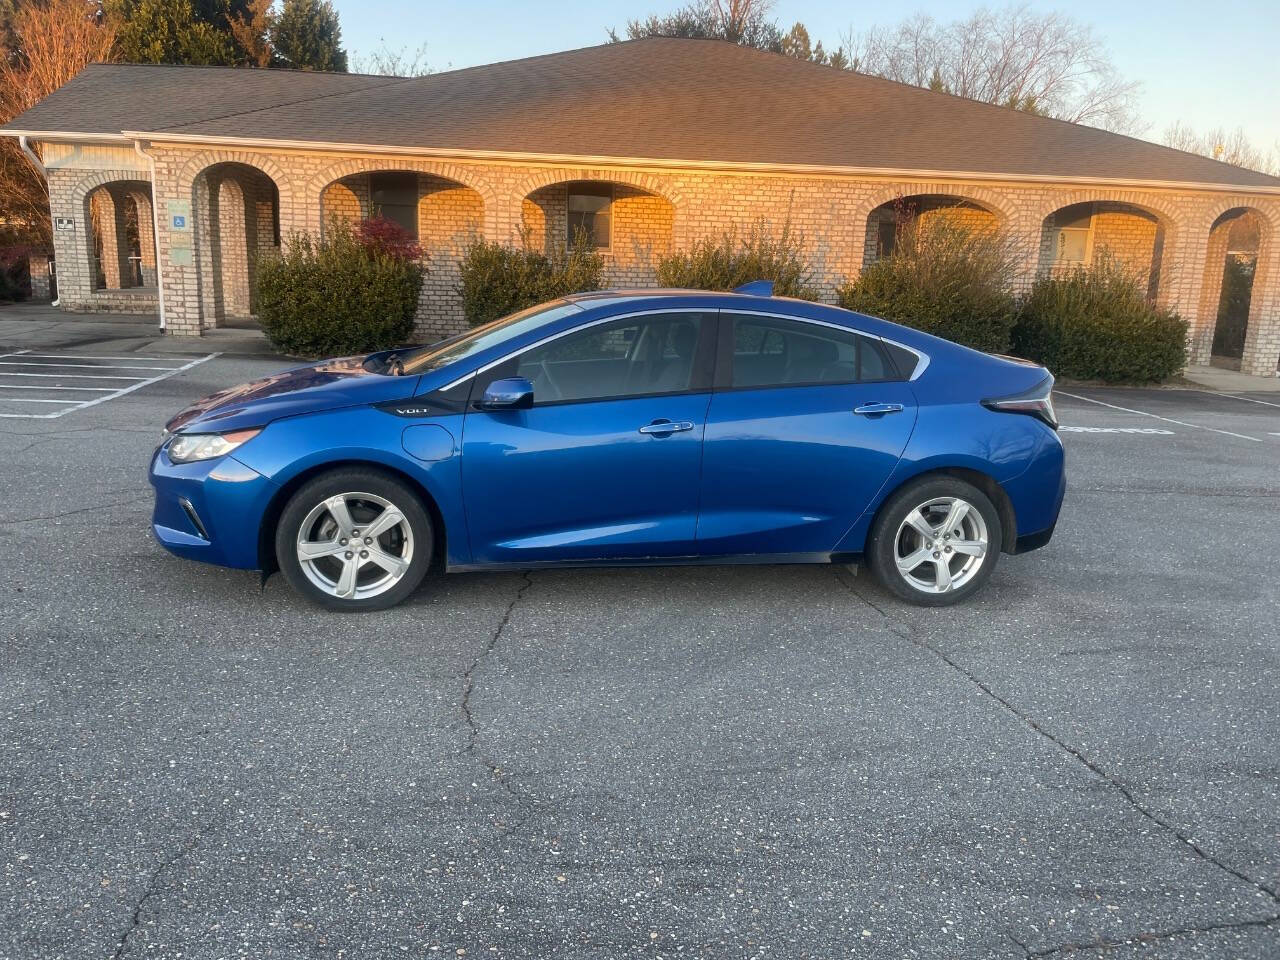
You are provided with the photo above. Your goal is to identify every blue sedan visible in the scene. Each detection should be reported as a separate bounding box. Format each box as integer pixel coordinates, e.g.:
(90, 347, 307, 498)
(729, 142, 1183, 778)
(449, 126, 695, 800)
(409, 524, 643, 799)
(150, 285, 1064, 611)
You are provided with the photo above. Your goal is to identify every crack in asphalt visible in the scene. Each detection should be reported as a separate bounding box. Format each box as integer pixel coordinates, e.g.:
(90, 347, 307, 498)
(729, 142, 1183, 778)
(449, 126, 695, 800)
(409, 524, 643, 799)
(833, 569, 1280, 957)
(1023, 913, 1280, 957)
(0, 495, 143, 526)
(460, 571, 537, 817)
(111, 825, 209, 959)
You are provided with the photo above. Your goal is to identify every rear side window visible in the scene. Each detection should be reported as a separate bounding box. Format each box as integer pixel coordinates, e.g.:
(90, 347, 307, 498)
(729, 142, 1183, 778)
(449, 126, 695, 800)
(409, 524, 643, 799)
(880, 340, 921, 380)
(727, 315, 902, 388)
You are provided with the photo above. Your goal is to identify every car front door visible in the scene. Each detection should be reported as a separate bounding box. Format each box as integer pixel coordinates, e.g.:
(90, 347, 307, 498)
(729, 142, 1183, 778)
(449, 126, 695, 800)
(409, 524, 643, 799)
(696, 311, 919, 556)
(461, 311, 717, 564)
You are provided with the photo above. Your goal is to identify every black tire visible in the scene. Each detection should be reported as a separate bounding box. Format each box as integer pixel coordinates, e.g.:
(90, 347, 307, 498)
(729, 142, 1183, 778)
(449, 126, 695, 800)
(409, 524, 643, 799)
(275, 468, 433, 612)
(866, 476, 1002, 606)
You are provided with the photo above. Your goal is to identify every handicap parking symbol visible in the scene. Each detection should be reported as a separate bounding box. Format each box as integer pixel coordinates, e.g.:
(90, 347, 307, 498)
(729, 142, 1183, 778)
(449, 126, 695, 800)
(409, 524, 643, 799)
(172, 214, 186, 229)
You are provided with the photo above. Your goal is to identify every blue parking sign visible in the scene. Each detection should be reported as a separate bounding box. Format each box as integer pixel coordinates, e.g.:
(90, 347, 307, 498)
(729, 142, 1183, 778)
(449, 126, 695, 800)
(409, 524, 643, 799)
(172, 215, 186, 229)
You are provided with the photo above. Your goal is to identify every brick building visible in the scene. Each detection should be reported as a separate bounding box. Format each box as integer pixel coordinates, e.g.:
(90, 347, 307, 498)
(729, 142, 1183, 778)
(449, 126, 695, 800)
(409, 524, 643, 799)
(3, 38, 1278, 374)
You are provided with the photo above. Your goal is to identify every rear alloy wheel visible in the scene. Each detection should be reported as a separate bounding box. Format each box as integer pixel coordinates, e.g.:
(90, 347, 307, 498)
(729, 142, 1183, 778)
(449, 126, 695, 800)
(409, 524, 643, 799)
(867, 478, 1002, 606)
(276, 469, 432, 611)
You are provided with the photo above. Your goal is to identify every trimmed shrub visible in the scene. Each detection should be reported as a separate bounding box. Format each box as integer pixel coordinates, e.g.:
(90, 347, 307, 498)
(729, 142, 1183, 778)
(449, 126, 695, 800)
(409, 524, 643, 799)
(255, 218, 424, 357)
(836, 216, 1019, 353)
(657, 219, 818, 299)
(459, 233, 603, 327)
(1013, 255, 1187, 383)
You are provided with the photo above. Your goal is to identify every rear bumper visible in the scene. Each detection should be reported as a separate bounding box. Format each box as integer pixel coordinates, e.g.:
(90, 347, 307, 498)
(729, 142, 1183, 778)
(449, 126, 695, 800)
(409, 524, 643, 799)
(149, 446, 277, 569)
(1003, 428, 1066, 553)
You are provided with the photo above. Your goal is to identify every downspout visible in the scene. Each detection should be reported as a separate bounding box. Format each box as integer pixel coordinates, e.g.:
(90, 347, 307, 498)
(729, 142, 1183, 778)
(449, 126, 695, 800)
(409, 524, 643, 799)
(133, 139, 167, 330)
(18, 136, 58, 306)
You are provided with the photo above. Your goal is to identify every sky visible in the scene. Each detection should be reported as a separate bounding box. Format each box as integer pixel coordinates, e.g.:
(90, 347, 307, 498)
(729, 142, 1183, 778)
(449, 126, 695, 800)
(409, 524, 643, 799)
(330, 0, 1280, 152)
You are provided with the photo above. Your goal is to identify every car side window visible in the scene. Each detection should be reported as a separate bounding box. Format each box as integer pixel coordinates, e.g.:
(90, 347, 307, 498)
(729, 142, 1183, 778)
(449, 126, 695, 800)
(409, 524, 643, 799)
(729, 316, 899, 388)
(509, 313, 707, 404)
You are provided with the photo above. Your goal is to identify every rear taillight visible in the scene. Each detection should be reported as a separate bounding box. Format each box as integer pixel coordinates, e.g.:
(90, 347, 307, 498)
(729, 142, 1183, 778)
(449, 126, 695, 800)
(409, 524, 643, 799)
(983, 375, 1057, 429)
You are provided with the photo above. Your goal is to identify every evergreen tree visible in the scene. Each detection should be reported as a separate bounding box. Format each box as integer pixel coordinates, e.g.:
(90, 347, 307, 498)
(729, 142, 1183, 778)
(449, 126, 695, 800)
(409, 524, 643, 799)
(271, 0, 346, 71)
(107, 0, 236, 65)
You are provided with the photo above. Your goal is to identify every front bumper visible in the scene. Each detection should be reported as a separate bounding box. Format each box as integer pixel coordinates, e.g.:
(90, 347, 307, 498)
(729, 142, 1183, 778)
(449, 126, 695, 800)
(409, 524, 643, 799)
(149, 446, 278, 569)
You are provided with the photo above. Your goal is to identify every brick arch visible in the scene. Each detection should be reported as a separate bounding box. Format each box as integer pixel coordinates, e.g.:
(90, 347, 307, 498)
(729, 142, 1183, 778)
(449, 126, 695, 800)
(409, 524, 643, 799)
(1029, 190, 1182, 232)
(179, 152, 293, 211)
(852, 182, 1018, 227)
(1202, 197, 1279, 237)
(76, 174, 154, 292)
(306, 156, 497, 210)
(513, 168, 683, 207)
(1194, 200, 1279, 374)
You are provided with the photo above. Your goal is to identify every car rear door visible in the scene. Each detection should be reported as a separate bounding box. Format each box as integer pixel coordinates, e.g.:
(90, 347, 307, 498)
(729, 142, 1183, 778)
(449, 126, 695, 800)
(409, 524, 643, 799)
(461, 310, 717, 564)
(696, 311, 918, 556)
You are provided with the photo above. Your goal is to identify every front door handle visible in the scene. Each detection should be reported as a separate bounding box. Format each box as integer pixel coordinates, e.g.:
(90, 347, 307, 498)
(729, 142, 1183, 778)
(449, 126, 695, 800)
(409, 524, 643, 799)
(853, 402, 905, 416)
(639, 419, 695, 435)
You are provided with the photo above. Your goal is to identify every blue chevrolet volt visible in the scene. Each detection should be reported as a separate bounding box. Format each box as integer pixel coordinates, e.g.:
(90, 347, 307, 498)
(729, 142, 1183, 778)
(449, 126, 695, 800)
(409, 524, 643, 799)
(150, 286, 1065, 611)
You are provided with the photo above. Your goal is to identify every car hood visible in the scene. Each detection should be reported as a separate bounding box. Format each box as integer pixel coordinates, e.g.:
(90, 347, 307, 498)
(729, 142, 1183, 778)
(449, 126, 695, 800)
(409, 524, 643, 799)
(164, 356, 420, 434)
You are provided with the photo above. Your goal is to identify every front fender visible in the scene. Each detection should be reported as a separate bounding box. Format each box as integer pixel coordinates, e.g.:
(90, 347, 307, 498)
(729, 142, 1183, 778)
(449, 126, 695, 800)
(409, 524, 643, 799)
(231, 406, 471, 567)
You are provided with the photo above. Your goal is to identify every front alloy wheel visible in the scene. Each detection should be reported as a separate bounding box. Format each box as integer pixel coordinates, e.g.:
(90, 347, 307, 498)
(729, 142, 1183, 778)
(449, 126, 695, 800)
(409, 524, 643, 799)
(868, 477, 1003, 606)
(276, 469, 432, 611)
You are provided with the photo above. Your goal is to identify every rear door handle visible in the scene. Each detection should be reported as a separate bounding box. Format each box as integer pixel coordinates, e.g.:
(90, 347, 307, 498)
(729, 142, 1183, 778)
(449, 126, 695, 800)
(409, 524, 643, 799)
(853, 402, 905, 416)
(639, 419, 695, 435)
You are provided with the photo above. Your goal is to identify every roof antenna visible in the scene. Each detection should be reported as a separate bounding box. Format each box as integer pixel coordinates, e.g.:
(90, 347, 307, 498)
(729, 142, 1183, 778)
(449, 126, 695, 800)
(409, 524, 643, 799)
(733, 280, 774, 297)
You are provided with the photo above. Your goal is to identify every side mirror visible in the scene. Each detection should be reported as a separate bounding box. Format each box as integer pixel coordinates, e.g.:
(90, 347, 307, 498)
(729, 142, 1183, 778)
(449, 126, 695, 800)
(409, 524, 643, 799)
(479, 376, 534, 411)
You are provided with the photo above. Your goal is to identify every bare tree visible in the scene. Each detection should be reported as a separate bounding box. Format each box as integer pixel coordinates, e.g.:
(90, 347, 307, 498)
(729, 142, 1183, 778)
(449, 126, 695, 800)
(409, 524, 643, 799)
(0, 0, 116, 250)
(840, 5, 1141, 132)
(611, 0, 783, 51)
(349, 41, 434, 77)
(1162, 121, 1279, 176)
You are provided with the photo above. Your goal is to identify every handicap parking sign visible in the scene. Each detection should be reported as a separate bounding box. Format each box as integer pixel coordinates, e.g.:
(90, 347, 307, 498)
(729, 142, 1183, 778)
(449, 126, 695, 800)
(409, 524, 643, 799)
(172, 215, 186, 229)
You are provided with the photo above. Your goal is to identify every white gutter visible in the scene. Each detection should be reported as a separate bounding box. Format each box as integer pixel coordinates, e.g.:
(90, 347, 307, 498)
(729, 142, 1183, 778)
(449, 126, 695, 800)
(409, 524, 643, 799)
(112, 128, 1280, 198)
(133, 139, 167, 330)
(6, 126, 1279, 197)
(17, 134, 45, 175)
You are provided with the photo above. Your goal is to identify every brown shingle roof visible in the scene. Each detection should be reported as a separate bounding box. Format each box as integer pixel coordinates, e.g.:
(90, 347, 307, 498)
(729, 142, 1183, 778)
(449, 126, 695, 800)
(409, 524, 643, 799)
(7, 38, 1279, 190)
(2, 62, 406, 136)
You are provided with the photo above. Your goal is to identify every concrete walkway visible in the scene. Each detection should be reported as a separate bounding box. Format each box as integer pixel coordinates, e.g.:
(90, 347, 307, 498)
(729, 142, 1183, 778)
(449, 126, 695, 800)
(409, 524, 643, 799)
(0, 301, 282, 357)
(1182, 363, 1280, 393)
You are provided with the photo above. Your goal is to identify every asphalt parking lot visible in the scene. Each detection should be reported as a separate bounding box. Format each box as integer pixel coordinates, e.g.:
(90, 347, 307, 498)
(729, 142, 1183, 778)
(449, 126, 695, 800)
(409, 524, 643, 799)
(2, 344, 1278, 959)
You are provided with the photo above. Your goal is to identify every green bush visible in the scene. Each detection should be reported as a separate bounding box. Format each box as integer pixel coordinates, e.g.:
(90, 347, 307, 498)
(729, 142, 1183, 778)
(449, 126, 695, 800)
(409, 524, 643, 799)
(459, 233, 603, 327)
(836, 217, 1019, 353)
(657, 220, 818, 299)
(1013, 256, 1187, 383)
(255, 219, 423, 357)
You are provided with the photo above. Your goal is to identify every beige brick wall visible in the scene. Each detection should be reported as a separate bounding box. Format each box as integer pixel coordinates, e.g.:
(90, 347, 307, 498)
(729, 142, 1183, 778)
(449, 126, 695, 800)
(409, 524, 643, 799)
(36, 140, 1280, 374)
(863, 198, 1000, 269)
(523, 182, 674, 288)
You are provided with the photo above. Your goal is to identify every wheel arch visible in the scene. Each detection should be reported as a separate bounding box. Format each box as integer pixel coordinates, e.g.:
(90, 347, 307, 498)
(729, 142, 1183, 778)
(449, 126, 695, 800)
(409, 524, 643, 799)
(257, 459, 449, 574)
(869, 465, 1018, 555)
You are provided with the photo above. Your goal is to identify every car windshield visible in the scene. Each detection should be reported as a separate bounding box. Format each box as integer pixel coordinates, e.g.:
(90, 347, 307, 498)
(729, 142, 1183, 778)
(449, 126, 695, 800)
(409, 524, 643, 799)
(396, 301, 584, 375)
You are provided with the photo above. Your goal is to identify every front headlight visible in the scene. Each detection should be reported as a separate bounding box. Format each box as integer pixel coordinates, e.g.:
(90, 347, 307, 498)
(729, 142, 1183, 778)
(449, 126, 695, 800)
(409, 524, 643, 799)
(167, 429, 261, 463)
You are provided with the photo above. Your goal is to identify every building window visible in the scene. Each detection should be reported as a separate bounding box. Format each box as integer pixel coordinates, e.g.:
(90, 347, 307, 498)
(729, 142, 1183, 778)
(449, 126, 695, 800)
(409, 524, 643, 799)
(370, 172, 419, 238)
(1054, 203, 1094, 265)
(567, 182, 612, 249)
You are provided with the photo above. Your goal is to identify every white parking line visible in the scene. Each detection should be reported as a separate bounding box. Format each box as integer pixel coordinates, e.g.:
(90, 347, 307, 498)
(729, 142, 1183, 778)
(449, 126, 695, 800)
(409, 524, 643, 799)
(0, 371, 151, 380)
(16, 353, 200, 364)
(1057, 391, 1262, 443)
(0, 360, 184, 371)
(1059, 425, 1175, 434)
(0, 351, 219, 419)
(0, 384, 117, 392)
(1188, 389, 1280, 409)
